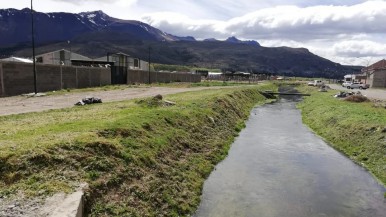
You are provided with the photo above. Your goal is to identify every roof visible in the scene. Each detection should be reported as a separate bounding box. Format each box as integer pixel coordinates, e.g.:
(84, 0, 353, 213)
(0, 57, 33, 63)
(95, 52, 132, 62)
(109, 52, 131, 57)
(36, 49, 92, 61)
(364, 59, 386, 71)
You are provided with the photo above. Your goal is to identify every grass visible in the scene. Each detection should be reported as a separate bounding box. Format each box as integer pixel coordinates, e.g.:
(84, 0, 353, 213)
(0, 83, 277, 216)
(297, 85, 386, 186)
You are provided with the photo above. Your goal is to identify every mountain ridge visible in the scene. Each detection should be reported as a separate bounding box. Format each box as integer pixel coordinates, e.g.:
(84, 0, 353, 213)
(0, 8, 360, 77)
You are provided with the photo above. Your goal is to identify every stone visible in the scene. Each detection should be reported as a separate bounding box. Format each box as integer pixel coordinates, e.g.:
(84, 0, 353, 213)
(154, 94, 163, 100)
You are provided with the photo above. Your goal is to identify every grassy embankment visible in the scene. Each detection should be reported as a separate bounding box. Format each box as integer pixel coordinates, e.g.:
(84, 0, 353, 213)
(0, 84, 277, 216)
(297, 86, 386, 186)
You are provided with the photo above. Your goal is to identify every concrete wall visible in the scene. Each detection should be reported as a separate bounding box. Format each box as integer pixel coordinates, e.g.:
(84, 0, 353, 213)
(371, 70, 386, 88)
(0, 62, 111, 97)
(0, 63, 4, 97)
(127, 70, 201, 84)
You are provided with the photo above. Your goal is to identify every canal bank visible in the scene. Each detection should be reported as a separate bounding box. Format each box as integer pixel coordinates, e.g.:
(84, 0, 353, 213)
(195, 90, 386, 217)
(0, 85, 277, 216)
(297, 85, 386, 186)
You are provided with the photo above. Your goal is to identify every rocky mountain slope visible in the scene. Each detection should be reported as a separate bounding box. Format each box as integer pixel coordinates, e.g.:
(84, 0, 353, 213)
(0, 8, 359, 77)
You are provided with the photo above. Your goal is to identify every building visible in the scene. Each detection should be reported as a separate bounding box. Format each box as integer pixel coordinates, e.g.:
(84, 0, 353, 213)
(343, 74, 367, 84)
(35, 49, 91, 66)
(0, 57, 33, 63)
(94, 52, 149, 71)
(362, 59, 386, 88)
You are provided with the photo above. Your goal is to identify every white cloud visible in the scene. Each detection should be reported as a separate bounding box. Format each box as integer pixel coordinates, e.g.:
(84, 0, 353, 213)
(1, 0, 385, 65)
(143, 1, 386, 40)
(333, 40, 386, 57)
(141, 0, 386, 64)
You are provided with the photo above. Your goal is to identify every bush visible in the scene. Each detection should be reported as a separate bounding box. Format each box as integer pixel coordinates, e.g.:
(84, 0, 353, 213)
(344, 95, 369, 103)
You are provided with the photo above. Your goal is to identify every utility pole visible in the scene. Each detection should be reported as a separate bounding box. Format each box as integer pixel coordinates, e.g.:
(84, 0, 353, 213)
(148, 46, 151, 84)
(31, 0, 37, 94)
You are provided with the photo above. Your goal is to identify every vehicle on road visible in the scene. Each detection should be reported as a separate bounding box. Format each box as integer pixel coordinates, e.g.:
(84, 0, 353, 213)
(308, 80, 324, 86)
(342, 81, 351, 87)
(346, 82, 369, 89)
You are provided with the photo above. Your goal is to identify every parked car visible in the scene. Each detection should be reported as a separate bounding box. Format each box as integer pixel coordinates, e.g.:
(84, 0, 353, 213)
(342, 81, 352, 87)
(346, 82, 369, 89)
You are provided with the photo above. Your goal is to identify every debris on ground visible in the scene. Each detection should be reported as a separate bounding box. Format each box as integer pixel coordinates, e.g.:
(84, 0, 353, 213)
(136, 94, 177, 107)
(164, 100, 176, 106)
(74, 97, 102, 106)
(22, 93, 47, 97)
(333, 91, 363, 98)
(372, 99, 386, 109)
(345, 94, 369, 103)
(319, 85, 328, 92)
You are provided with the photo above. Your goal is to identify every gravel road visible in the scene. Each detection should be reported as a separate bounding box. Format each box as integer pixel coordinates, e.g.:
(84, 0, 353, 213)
(328, 84, 386, 100)
(0, 86, 244, 116)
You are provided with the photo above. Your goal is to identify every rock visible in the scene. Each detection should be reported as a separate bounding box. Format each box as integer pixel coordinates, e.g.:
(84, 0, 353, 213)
(208, 116, 215, 124)
(154, 94, 163, 100)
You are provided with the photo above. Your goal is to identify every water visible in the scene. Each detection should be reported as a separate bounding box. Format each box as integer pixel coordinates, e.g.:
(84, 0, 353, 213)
(194, 95, 386, 217)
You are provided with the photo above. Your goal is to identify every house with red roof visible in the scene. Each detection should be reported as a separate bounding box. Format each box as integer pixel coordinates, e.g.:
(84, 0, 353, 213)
(362, 59, 386, 88)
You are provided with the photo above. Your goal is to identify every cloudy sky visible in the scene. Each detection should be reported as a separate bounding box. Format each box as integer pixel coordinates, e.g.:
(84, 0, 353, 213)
(1, 0, 386, 66)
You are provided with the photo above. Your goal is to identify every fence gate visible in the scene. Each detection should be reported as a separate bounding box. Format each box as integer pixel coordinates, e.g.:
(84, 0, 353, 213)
(111, 66, 127, 84)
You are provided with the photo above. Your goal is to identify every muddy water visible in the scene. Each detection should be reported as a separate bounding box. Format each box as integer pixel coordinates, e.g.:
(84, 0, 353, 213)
(194, 95, 386, 217)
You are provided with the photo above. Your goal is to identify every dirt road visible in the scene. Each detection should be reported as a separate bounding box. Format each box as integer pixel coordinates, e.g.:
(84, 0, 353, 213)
(328, 84, 386, 100)
(0, 86, 244, 116)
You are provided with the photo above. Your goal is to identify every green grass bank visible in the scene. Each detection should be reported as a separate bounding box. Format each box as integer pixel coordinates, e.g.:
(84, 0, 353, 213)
(0, 84, 276, 216)
(297, 86, 386, 186)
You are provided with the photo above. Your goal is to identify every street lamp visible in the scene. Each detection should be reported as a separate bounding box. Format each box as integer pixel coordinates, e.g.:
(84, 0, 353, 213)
(30, 0, 37, 94)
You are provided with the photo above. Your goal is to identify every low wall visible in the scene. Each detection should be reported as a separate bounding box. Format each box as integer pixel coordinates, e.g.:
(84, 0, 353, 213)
(0, 62, 111, 97)
(127, 70, 201, 84)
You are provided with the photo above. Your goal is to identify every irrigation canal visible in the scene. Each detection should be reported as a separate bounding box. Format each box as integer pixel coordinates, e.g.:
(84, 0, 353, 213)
(194, 92, 386, 217)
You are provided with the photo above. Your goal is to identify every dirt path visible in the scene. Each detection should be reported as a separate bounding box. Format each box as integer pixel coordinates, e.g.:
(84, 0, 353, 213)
(0, 86, 244, 116)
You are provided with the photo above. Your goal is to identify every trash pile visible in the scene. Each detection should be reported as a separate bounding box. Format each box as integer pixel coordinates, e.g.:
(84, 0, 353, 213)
(333, 91, 362, 98)
(75, 97, 102, 106)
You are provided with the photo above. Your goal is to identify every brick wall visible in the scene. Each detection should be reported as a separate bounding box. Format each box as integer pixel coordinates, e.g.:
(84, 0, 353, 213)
(127, 70, 201, 84)
(0, 62, 111, 97)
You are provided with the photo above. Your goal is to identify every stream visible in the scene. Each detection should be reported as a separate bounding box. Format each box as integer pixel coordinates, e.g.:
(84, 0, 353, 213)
(194, 92, 386, 217)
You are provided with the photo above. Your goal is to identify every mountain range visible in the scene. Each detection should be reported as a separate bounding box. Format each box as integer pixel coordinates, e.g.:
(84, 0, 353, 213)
(0, 8, 360, 77)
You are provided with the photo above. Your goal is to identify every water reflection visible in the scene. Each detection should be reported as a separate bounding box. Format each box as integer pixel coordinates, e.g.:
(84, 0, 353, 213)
(194, 94, 385, 217)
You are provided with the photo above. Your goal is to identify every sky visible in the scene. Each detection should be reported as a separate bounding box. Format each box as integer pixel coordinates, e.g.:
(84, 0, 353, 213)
(1, 0, 386, 66)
